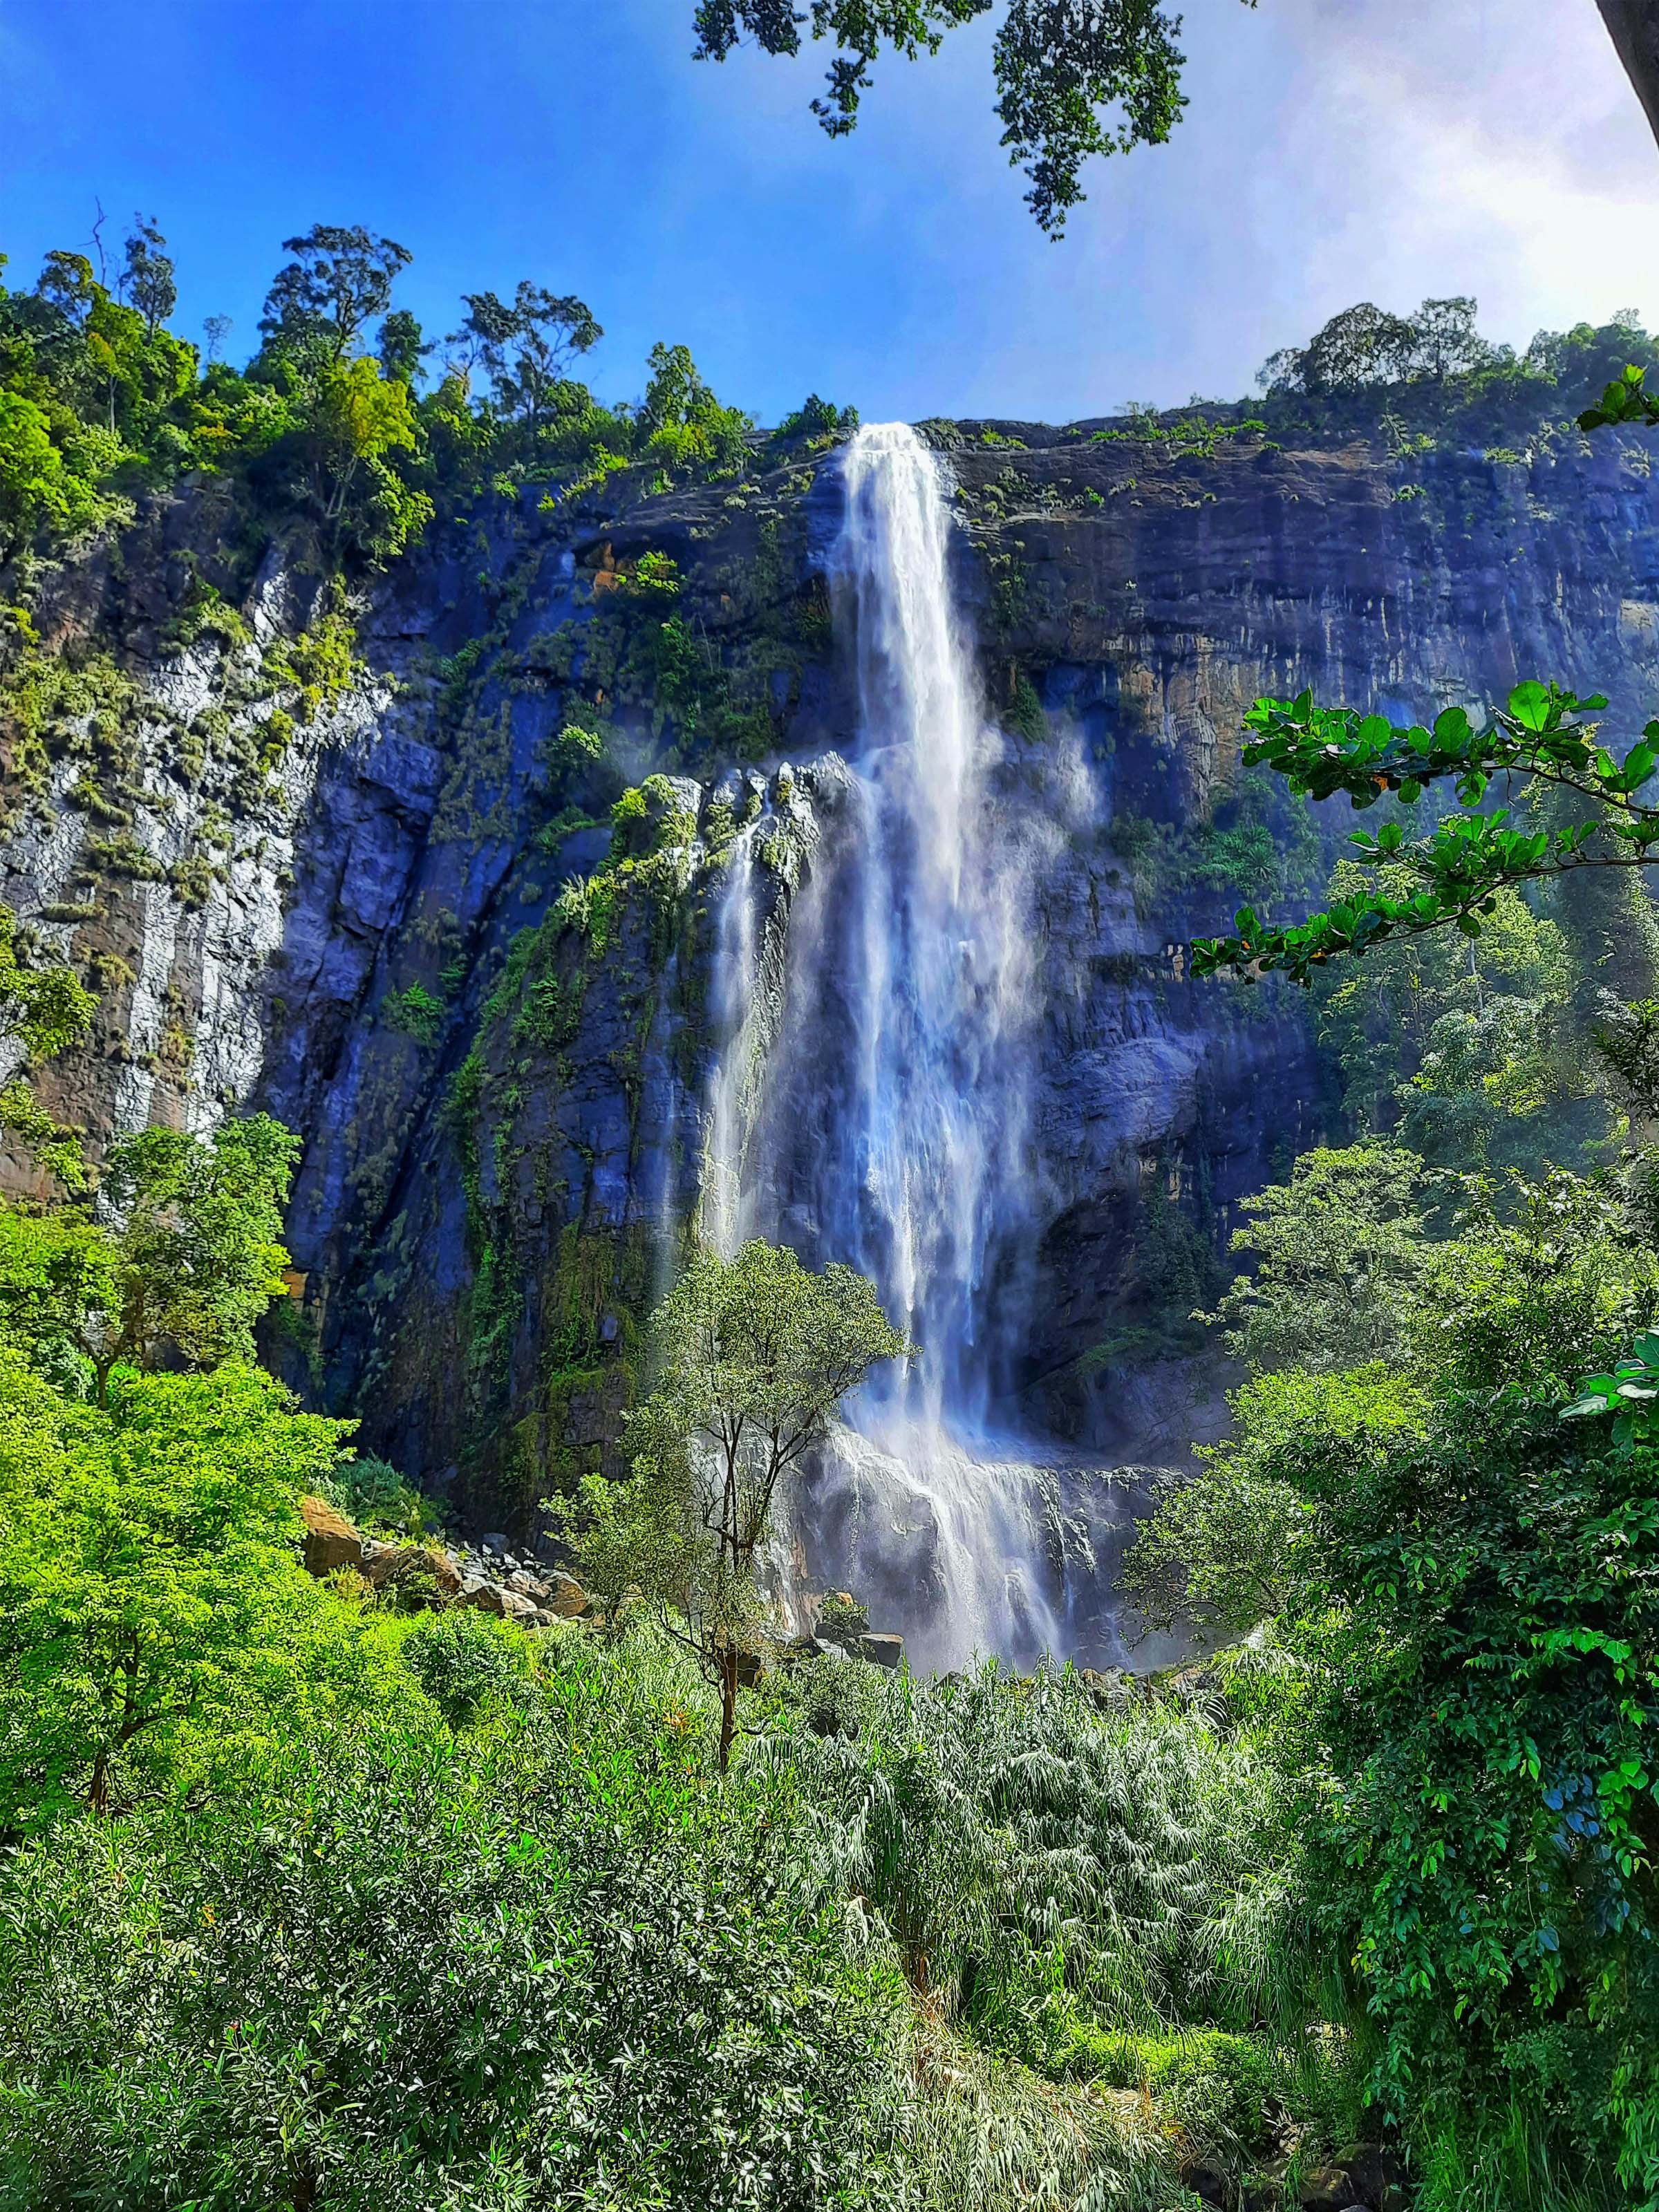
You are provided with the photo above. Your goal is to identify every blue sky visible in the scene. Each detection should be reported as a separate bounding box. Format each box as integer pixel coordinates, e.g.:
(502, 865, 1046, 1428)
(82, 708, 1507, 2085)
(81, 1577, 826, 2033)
(4, 0, 1658, 426)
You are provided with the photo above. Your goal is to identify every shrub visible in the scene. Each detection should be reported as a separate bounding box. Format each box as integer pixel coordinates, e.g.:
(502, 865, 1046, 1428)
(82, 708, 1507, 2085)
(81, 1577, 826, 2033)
(380, 980, 447, 1044)
(401, 1606, 535, 1725)
(1066, 2025, 1280, 2159)
(814, 1590, 870, 1647)
(326, 1451, 444, 1537)
(0, 1711, 902, 2210)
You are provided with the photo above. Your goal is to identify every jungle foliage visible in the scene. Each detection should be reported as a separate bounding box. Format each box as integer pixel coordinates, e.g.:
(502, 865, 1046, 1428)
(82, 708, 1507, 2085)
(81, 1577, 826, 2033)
(0, 219, 769, 581)
(1132, 352, 1659, 2202)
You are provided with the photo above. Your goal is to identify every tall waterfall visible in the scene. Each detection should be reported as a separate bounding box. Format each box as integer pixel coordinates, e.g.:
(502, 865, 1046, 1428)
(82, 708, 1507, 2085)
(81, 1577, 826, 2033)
(823, 422, 1033, 1427)
(705, 423, 1144, 1671)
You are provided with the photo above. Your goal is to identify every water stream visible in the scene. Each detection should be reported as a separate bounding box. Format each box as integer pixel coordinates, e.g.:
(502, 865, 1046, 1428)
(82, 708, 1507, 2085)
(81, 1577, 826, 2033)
(705, 423, 1152, 1671)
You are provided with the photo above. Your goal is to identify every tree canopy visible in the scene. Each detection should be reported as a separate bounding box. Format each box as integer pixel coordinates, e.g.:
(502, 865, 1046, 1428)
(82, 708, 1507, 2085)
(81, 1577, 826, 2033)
(0, 226, 764, 580)
(692, 0, 1257, 234)
(690, 2, 1659, 232)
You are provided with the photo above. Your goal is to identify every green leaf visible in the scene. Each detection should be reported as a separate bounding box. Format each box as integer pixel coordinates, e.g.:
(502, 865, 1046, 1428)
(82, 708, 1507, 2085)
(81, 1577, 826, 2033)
(1561, 1395, 1613, 1419)
(1508, 681, 1552, 732)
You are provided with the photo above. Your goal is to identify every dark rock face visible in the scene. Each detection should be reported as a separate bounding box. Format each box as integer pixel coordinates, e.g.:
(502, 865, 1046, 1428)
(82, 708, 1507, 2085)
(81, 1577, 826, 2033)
(7, 422, 1659, 1546)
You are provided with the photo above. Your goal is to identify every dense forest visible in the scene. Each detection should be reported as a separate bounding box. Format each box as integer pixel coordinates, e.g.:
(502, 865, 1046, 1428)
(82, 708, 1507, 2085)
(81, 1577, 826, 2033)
(3, 219, 1659, 2212)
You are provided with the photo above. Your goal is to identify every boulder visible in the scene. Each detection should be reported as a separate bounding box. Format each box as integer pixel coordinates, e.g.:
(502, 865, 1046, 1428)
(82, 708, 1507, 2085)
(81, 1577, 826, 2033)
(507, 1568, 550, 1601)
(1336, 2146, 1409, 2210)
(859, 1633, 905, 1670)
(458, 1577, 538, 1624)
(1297, 2171, 1369, 2212)
(1078, 1665, 1133, 1709)
(545, 1570, 590, 1618)
(299, 1494, 364, 1576)
(360, 1542, 462, 1609)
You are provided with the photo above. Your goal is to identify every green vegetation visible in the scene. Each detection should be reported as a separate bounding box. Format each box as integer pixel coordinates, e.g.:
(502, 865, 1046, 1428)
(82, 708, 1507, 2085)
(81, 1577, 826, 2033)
(689, 12, 1659, 238)
(12, 243, 1659, 2210)
(1128, 1145, 1659, 2202)
(0, 1116, 1372, 2211)
(556, 1240, 907, 1767)
(1091, 403, 1273, 458)
(0, 221, 758, 586)
(1126, 351, 1659, 2204)
(379, 979, 447, 1044)
(691, 0, 1254, 235)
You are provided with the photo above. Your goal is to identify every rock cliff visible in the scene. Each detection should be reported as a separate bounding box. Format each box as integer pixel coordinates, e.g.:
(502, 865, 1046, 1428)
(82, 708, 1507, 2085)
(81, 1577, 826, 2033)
(7, 416, 1659, 1537)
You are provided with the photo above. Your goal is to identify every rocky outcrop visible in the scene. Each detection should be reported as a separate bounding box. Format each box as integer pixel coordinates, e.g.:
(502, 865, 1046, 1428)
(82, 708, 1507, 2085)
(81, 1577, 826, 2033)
(298, 1492, 364, 1575)
(7, 418, 1659, 1539)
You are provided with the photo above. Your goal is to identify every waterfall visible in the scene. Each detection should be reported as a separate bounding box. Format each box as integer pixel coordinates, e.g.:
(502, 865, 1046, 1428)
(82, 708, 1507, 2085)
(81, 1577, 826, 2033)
(825, 422, 1034, 1427)
(704, 423, 1145, 1672)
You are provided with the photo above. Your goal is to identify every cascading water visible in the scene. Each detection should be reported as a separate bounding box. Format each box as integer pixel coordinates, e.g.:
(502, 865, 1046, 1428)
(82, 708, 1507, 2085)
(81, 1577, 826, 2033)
(705, 423, 1154, 1671)
(822, 423, 1034, 1425)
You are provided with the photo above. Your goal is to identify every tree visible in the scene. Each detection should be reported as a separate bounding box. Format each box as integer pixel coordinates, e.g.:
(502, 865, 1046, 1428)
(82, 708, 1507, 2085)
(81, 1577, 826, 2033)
(639, 341, 752, 478)
(691, 3, 1659, 228)
(376, 306, 430, 386)
(693, 0, 1248, 236)
(559, 1241, 906, 1769)
(1258, 296, 1495, 397)
(447, 280, 601, 424)
(0, 1353, 360, 1824)
(120, 216, 176, 340)
(34, 250, 95, 332)
(1310, 866, 1591, 1172)
(253, 348, 433, 567)
(0, 1206, 119, 1394)
(0, 904, 95, 1190)
(38, 1106, 305, 1398)
(1127, 1172, 1659, 2191)
(1125, 1362, 1424, 1637)
(259, 224, 413, 362)
(1199, 1141, 1434, 1373)
(0, 390, 109, 555)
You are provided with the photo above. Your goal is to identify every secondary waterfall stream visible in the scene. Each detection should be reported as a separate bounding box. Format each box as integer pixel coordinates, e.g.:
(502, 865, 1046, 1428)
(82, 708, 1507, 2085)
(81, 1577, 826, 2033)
(705, 423, 1150, 1671)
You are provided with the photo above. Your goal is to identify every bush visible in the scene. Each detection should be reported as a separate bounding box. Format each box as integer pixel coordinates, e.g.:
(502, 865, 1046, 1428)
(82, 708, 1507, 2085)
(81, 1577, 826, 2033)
(379, 982, 447, 1045)
(760, 1656, 1298, 2036)
(1066, 2026, 1280, 2158)
(401, 1606, 536, 1724)
(0, 1709, 903, 2211)
(326, 1451, 445, 1537)
(814, 1590, 870, 1647)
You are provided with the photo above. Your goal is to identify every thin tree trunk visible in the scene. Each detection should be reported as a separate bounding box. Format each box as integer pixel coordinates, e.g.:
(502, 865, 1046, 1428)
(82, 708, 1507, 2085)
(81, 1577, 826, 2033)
(718, 1644, 738, 1773)
(1596, 0, 1659, 151)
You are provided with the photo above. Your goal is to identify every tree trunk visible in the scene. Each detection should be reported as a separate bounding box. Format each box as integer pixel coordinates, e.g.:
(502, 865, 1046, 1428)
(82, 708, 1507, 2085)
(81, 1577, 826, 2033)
(718, 1644, 738, 1773)
(1595, 0, 1659, 151)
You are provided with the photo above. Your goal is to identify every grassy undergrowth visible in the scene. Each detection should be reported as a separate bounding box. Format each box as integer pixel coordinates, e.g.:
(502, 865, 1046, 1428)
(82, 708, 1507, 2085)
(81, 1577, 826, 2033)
(0, 1615, 1360, 2211)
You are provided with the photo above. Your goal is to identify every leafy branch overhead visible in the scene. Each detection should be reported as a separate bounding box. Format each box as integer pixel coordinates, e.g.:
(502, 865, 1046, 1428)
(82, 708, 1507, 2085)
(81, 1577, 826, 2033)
(1192, 682, 1659, 984)
(691, 0, 1257, 235)
(691, 6, 1659, 232)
